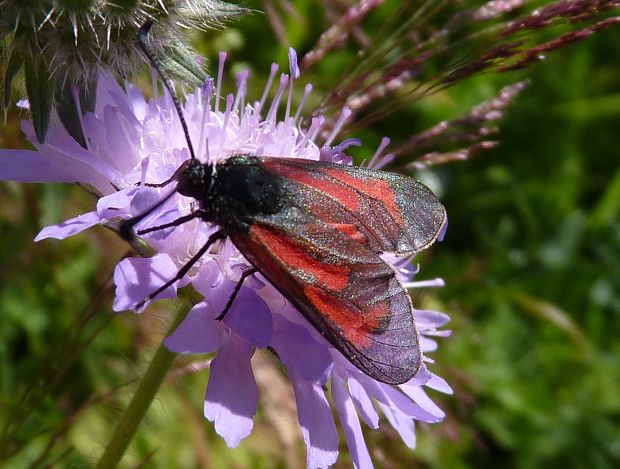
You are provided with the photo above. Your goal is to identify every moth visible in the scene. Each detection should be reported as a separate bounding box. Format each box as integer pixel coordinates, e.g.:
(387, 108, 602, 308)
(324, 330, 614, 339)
(122, 21, 447, 385)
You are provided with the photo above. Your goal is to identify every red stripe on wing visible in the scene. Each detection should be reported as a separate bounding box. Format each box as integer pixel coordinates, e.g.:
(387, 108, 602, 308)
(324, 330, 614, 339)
(251, 224, 350, 291)
(330, 223, 367, 245)
(262, 160, 361, 211)
(323, 168, 405, 227)
(303, 284, 386, 348)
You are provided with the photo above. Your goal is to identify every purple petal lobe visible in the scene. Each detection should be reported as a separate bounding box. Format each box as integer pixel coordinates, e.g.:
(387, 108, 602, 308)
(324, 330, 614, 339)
(140, 207, 189, 241)
(221, 286, 273, 348)
(126, 84, 148, 120)
(380, 403, 416, 449)
(0, 150, 71, 182)
(96, 188, 137, 218)
(192, 262, 224, 296)
(399, 383, 445, 419)
(332, 374, 373, 469)
(164, 302, 224, 353)
(95, 72, 130, 114)
(437, 216, 448, 241)
(425, 372, 454, 395)
(109, 90, 141, 133)
(129, 188, 170, 216)
(271, 315, 333, 383)
(291, 371, 339, 469)
(420, 336, 438, 353)
(205, 278, 273, 348)
(416, 309, 451, 329)
(347, 376, 379, 429)
(34, 211, 101, 241)
(112, 254, 179, 312)
(21, 120, 122, 193)
(103, 105, 139, 173)
(204, 334, 257, 447)
(357, 374, 440, 423)
(408, 364, 433, 387)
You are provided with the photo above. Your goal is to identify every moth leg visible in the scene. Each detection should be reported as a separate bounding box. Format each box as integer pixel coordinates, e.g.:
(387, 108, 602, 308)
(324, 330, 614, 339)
(144, 178, 175, 188)
(137, 210, 206, 236)
(216, 267, 259, 321)
(136, 230, 226, 309)
(134, 177, 175, 188)
(119, 189, 177, 240)
(142, 161, 189, 188)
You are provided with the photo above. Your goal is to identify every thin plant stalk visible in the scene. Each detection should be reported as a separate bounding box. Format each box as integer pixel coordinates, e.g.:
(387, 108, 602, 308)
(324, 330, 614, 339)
(95, 300, 191, 468)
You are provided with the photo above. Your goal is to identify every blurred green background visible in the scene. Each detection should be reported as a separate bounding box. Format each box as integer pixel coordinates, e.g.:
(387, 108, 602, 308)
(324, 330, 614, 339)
(1, 1, 619, 467)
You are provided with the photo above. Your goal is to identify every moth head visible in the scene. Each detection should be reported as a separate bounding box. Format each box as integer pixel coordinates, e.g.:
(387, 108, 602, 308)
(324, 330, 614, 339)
(175, 159, 211, 200)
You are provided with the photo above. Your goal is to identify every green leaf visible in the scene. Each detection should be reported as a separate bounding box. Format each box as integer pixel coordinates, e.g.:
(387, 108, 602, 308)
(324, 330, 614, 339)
(505, 289, 591, 357)
(54, 73, 98, 148)
(3, 49, 23, 109)
(158, 39, 208, 87)
(24, 56, 53, 144)
(181, 0, 250, 24)
(588, 166, 620, 231)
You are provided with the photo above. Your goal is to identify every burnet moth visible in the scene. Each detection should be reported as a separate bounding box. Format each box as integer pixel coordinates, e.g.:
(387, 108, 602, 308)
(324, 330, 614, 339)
(121, 21, 447, 385)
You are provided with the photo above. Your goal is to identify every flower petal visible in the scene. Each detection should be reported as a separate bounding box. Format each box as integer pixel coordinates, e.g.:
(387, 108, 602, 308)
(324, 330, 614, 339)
(112, 254, 179, 312)
(379, 403, 416, 449)
(205, 279, 273, 348)
(204, 334, 257, 447)
(34, 211, 101, 241)
(0, 149, 71, 182)
(437, 216, 448, 241)
(291, 371, 339, 469)
(126, 84, 148, 120)
(127, 188, 171, 216)
(425, 372, 454, 395)
(408, 364, 433, 387)
(95, 72, 132, 114)
(103, 105, 139, 174)
(221, 286, 273, 348)
(420, 336, 439, 353)
(96, 188, 137, 218)
(271, 314, 333, 383)
(22, 120, 123, 193)
(416, 309, 451, 329)
(356, 373, 441, 423)
(332, 374, 373, 469)
(399, 383, 445, 419)
(347, 375, 379, 429)
(164, 302, 224, 354)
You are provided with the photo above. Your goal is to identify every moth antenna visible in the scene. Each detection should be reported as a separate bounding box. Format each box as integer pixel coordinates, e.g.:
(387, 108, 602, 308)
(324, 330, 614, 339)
(138, 20, 197, 160)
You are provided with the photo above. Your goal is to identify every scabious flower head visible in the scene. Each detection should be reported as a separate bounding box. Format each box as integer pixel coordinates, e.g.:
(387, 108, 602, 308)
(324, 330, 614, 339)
(0, 50, 451, 468)
(0, 1, 246, 144)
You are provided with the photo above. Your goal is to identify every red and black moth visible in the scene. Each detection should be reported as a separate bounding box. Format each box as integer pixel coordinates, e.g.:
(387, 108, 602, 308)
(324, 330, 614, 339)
(122, 21, 447, 385)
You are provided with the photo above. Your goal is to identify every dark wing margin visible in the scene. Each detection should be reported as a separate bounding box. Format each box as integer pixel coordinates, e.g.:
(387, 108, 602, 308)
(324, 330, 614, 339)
(259, 157, 447, 255)
(229, 206, 421, 384)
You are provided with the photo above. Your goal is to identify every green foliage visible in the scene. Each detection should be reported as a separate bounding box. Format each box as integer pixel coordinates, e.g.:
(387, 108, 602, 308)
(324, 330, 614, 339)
(24, 56, 52, 144)
(1, 1, 619, 467)
(425, 33, 620, 467)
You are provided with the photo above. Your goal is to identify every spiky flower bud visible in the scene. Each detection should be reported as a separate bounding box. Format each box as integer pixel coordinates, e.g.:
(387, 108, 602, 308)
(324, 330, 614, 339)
(0, 0, 246, 144)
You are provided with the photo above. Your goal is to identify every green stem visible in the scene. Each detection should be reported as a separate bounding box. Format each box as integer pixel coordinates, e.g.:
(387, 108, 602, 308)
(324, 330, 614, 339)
(95, 301, 191, 468)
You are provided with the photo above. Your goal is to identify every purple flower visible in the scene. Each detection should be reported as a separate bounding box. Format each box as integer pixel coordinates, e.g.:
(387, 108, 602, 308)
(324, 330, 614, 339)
(0, 51, 451, 468)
